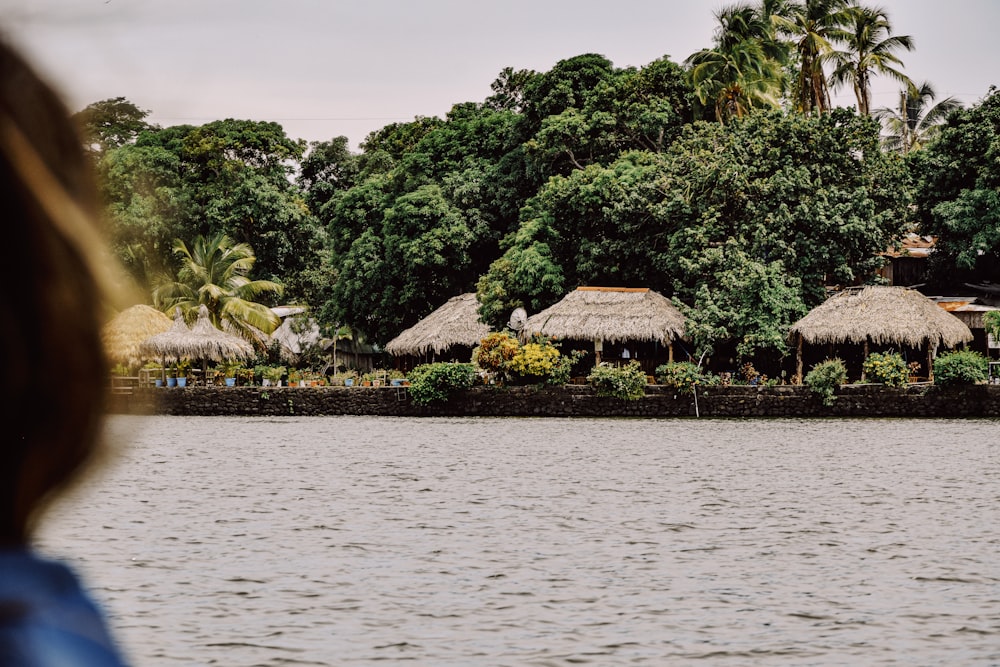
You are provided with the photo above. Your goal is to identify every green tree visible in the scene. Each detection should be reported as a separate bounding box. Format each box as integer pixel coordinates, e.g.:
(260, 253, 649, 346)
(874, 81, 961, 154)
(72, 97, 153, 155)
(685, 3, 786, 122)
(828, 4, 913, 116)
(913, 88, 1000, 283)
(774, 0, 853, 114)
(154, 233, 285, 345)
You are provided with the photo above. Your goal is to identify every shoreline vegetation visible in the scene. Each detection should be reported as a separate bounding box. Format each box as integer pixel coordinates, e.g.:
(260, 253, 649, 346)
(90, 1, 1000, 389)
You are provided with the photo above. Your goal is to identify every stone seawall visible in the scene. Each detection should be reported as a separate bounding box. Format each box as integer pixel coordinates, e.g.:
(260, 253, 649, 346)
(108, 384, 1000, 418)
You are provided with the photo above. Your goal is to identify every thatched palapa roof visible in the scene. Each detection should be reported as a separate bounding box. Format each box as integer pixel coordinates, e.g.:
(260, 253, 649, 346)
(102, 304, 173, 367)
(140, 306, 255, 361)
(790, 286, 973, 348)
(386, 293, 491, 356)
(525, 287, 687, 344)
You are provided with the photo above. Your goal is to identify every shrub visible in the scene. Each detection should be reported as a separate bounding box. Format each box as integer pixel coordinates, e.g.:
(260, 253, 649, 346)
(408, 363, 477, 405)
(862, 351, 908, 386)
(655, 361, 714, 395)
(587, 361, 648, 400)
(804, 358, 847, 406)
(474, 332, 577, 386)
(474, 332, 521, 376)
(933, 350, 988, 387)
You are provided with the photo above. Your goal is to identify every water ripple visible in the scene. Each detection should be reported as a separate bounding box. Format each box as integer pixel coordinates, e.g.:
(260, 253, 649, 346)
(37, 416, 1000, 666)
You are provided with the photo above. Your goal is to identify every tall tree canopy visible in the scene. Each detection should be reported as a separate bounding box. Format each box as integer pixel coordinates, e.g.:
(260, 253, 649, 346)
(480, 108, 910, 359)
(913, 89, 1000, 284)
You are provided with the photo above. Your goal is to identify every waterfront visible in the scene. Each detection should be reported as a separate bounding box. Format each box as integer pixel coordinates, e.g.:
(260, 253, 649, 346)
(39, 416, 1000, 665)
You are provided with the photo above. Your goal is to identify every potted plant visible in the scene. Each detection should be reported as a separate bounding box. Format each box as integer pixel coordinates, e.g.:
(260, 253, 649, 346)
(288, 369, 303, 387)
(174, 359, 191, 387)
(220, 360, 243, 387)
(262, 365, 286, 387)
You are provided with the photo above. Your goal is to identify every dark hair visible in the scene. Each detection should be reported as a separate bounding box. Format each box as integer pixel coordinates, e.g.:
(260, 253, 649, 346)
(0, 39, 113, 544)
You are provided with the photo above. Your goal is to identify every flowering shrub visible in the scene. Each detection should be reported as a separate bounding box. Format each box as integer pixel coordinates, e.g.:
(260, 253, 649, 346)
(655, 361, 715, 395)
(804, 358, 847, 406)
(474, 332, 577, 385)
(408, 363, 477, 404)
(587, 361, 648, 400)
(474, 332, 521, 375)
(862, 351, 908, 386)
(933, 350, 988, 386)
(508, 342, 560, 381)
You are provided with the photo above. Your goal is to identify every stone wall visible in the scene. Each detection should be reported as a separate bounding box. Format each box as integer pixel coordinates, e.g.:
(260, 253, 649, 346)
(108, 384, 1000, 418)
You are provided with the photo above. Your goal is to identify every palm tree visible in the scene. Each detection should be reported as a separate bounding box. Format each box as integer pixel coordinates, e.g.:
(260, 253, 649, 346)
(874, 81, 962, 154)
(829, 5, 913, 115)
(773, 0, 854, 114)
(154, 233, 285, 346)
(686, 3, 786, 122)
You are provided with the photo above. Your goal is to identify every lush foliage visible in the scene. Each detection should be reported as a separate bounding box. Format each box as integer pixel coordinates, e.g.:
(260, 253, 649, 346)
(862, 351, 908, 386)
(153, 233, 284, 346)
(407, 362, 478, 405)
(655, 361, 715, 396)
(473, 332, 576, 385)
(587, 361, 648, 400)
(933, 350, 989, 387)
(86, 3, 970, 367)
(804, 358, 848, 406)
(984, 311, 1000, 341)
(915, 89, 1000, 285)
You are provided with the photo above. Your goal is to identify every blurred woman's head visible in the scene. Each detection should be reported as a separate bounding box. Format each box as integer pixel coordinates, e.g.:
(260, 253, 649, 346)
(0, 39, 114, 545)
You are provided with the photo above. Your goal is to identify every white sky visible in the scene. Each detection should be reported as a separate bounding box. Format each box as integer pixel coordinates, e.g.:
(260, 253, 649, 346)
(4, 0, 998, 149)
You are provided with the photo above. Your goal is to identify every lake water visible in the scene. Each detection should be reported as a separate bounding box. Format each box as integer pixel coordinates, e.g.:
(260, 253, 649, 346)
(38, 416, 1000, 666)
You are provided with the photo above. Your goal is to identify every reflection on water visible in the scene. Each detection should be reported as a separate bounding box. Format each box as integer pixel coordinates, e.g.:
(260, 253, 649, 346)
(40, 416, 1000, 665)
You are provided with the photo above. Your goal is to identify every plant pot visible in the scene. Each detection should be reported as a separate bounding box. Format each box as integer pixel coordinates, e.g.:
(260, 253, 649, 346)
(344, 378, 354, 387)
(225, 377, 236, 387)
(166, 377, 177, 387)
(177, 377, 187, 387)
(155, 379, 164, 387)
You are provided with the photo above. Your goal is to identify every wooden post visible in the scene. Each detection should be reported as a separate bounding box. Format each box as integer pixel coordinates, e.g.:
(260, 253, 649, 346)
(594, 339, 603, 366)
(927, 342, 936, 382)
(795, 333, 803, 384)
(668, 341, 674, 363)
(861, 339, 869, 382)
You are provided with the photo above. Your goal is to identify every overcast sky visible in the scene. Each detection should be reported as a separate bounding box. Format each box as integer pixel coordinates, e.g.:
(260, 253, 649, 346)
(4, 0, 998, 149)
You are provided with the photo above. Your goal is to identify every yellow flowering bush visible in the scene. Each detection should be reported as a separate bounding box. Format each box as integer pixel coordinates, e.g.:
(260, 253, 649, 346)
(474, 332, 577, 385)
(862, 351, 908, 386)
(508, 342, 560, 379)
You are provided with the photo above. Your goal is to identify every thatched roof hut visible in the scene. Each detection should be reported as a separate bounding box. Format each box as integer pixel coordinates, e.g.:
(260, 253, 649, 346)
(102, 304, 172, 367)
(386, 293, 491, 357)
(525, 287, 687, 364)
(140, 306, 254, 363)
(789, 286, 973, 381)
(526, 287, 686, 343)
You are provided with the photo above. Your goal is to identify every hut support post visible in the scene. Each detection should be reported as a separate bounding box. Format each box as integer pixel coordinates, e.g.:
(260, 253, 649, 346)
(668, 342, 674, 363)
(594, 339, 603, 366)
(927, 342, 937, 382)
(861, 339, 870, 382)
(795, 334, 803, 385)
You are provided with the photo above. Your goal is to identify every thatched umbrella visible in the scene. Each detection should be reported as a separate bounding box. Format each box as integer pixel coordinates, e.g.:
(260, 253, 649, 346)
(525, 287, 687, 364)
(140, 306, 255, 383)
(102, 304, 172, 368)
(789, 286, 973, 382)
(187, 305, 255, 362)
(386, 293, 491, 358)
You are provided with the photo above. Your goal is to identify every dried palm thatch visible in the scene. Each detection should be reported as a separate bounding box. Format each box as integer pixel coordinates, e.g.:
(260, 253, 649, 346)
(386, 293, 491, 356)
(525, 287, 687, 344)
(102, 304, 173, 367)
(140, 306, 254, 362)
(188, 305, 256, 361)
(790, 286, 973, 349)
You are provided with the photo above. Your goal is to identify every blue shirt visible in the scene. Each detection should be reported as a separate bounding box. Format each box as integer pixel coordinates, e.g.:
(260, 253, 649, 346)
(0, 550, 128, 666)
